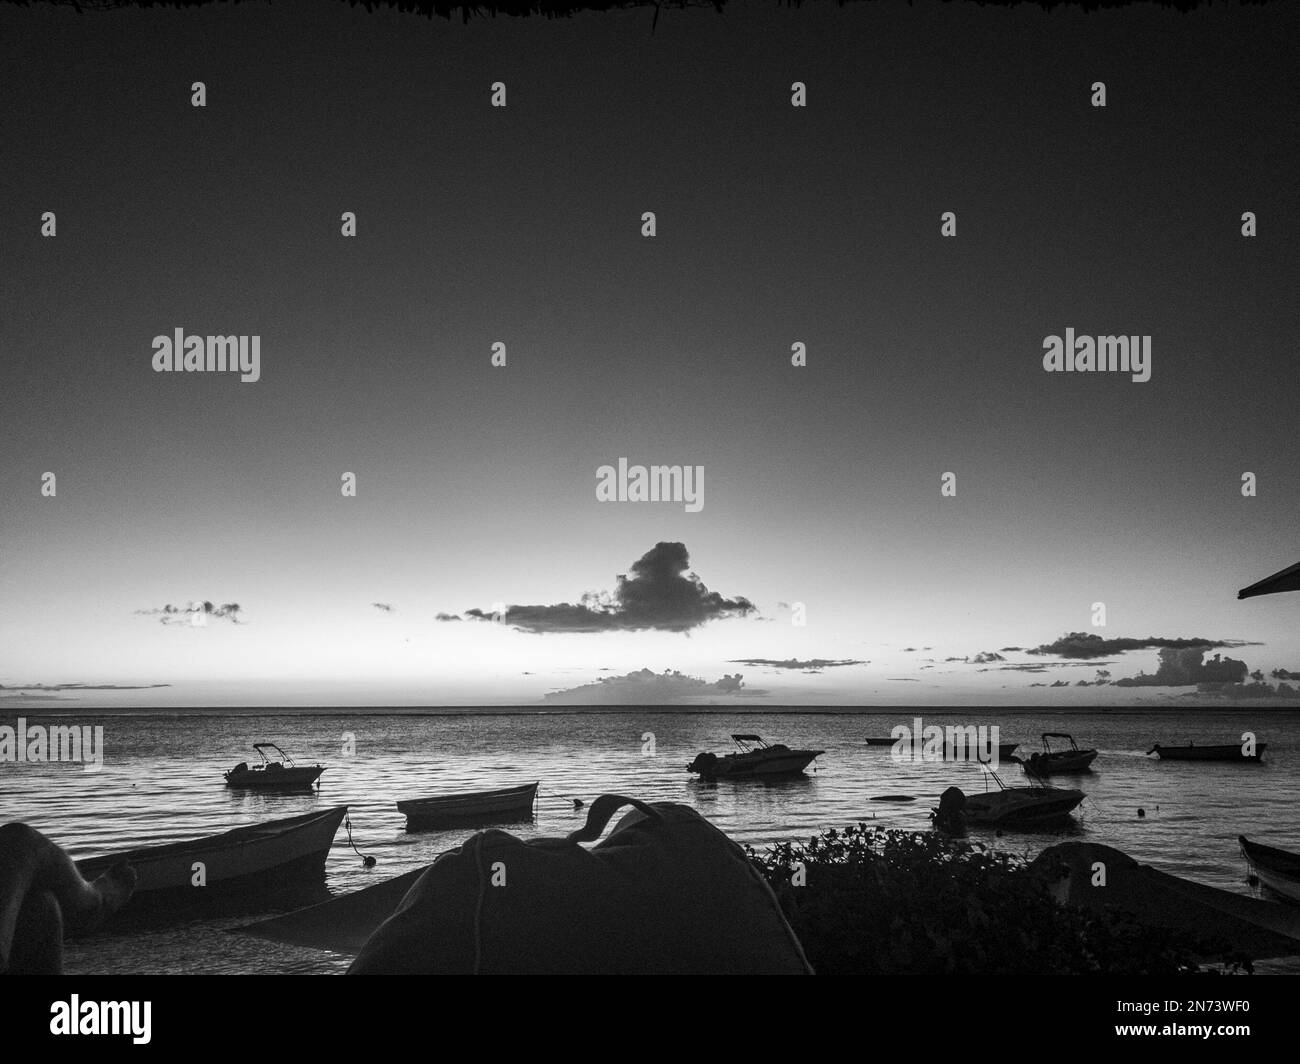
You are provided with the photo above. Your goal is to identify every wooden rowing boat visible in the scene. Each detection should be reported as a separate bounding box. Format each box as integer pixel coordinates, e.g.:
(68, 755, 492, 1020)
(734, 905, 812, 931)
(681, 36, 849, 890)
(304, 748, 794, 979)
(1240, 836, 1300, 904)
(397, 782, 539, 831)
(76, 806, 348, 909)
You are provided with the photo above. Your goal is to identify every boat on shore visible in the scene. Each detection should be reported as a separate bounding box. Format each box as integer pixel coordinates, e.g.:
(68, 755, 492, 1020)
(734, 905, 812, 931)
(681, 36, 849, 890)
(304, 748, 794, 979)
(1019, 733, 1098, 775)
(396, 782, 539, 831)
(1147, 742, 1266, 763)
(75, 806, 348, 911)
(687, 734, 823, 779)
(1240, 836, 1300, 903)
(225, 742, 325, 789)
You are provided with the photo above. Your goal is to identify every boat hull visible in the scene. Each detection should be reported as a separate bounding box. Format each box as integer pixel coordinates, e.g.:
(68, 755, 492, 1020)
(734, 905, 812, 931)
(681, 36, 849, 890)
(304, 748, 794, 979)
(397, 782, 538, 831)
(1150, 744, 1266, 762)
(75, 806, 348, 904)
(1240, 836, 1300, 904)
(963, 788, 1085, 826)
(689, 750, 822, 778)
(225, 765, 325, 789)
(1023, 749, 1098, 774)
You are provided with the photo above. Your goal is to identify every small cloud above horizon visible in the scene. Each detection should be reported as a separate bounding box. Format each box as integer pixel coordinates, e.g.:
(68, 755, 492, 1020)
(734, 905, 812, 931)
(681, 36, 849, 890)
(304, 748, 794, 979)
(136, 601, 242, 625)
(371, 602, 396, 613)
(438, 542, 756, 634)
(729, 657, 867, 672)
(542, 667, 760, 704)
(1027, 631, 1258, 660)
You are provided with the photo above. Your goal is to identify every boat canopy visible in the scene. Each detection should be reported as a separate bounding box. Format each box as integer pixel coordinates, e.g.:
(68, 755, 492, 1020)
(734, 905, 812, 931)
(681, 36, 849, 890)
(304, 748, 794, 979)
(731, 734, 764, 742)
(1238, 560, 1300, 599)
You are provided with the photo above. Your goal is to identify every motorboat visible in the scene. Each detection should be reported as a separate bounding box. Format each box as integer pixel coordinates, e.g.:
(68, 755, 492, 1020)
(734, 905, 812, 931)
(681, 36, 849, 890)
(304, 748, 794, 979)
(687, 734, 822, 778)
(1019, 732, 1098, 775)
(932, 770, 1084, 829)
(225, 742, 325, 789)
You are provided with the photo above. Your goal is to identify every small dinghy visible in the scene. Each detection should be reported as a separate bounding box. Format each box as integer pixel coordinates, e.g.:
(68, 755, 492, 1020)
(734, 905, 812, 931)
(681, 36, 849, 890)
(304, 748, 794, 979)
(1240, 836, 1300, 904)
(687, 734, 823, 779)
(225, 742, 325, 789)
(397, 782, 539, 831)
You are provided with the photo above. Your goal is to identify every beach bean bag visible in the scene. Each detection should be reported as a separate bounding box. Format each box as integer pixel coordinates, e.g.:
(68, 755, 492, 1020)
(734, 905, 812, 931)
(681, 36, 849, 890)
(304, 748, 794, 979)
(349, 795, 812, 974)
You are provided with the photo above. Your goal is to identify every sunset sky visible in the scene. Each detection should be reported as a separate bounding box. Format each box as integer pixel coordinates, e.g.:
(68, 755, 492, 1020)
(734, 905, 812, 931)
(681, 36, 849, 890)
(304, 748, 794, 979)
(1, 0, 1297, 707)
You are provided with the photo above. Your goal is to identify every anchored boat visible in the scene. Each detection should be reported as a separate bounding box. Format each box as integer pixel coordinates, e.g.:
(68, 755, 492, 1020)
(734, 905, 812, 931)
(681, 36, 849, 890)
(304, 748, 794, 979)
(1020, 732, 1098, 775)
(76, 806, 347, 911)
(1240, 836, 1300, 903)
(397, 782, 539, 831)
(1147, 742, 1266, 763)
(225, 742, 325, 789)
(687, 734, 823, 779)
(933, 770, 1084, 830)
(865, 736, 1019, 762)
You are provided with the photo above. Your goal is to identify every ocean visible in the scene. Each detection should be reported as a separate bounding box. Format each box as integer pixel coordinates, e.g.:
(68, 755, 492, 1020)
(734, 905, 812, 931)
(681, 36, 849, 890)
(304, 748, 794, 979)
(2, 706, 1296, 974)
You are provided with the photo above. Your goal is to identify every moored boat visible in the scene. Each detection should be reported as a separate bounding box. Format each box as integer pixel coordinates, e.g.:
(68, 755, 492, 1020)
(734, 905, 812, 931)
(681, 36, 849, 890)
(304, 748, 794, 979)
(396, 782, 539, 831)
(1147, 742, 1266, 763)
(75, 806, 348, 909)
(1020, 732, 1098, 775)
(688, 734, 823, 778)
(225, 741, 325, 788)
(933, 771, 1085, 829)
(1240, 836, 1300, 904)
(865, 736, 1019, 762)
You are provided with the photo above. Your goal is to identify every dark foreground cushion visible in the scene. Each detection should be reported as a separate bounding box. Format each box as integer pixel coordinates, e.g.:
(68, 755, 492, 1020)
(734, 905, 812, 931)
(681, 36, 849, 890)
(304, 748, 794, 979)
(349, 795, 812, 974)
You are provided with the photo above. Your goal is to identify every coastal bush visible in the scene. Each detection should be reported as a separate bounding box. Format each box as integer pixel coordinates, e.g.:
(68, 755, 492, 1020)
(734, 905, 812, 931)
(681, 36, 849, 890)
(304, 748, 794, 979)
(747, 825, 1210, 975)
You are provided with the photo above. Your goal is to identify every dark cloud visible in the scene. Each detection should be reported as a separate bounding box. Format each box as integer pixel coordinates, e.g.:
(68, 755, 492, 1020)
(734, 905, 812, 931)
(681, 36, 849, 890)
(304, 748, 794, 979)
(435, 612, 461, 621)
(1113, 647, 1249, 688)
(999, 647, 1023, 652)
(541, 667, 760, 704)
(902, 646, 917, 652)
(1027, 631, 1256, 660)
(729, 658, 867, 671)
(970, 651, 1005, 664)
(1271, 669, 1300, 681)
(441, 542, 756, 633)
(371, 602, 395, 613)
(886, 677, 920, 682)
(135, 601, 242, 625)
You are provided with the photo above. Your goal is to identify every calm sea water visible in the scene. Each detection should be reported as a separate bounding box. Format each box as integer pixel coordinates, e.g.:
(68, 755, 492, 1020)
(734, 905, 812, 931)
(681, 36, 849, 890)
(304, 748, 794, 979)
(2, 706, 1296, 974)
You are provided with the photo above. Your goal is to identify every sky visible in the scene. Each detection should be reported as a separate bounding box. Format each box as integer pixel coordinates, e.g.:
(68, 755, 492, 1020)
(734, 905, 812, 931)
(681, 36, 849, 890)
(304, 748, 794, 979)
(1, 0, 1298, 708)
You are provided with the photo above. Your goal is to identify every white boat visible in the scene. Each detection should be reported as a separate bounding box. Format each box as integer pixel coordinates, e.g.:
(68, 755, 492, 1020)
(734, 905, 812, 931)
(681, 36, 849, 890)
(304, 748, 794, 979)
(687, 734, 823, 778)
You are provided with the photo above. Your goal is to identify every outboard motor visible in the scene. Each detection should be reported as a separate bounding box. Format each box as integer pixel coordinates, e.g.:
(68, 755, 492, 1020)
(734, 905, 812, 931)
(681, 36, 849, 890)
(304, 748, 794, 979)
(687, 752, 718, 774)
